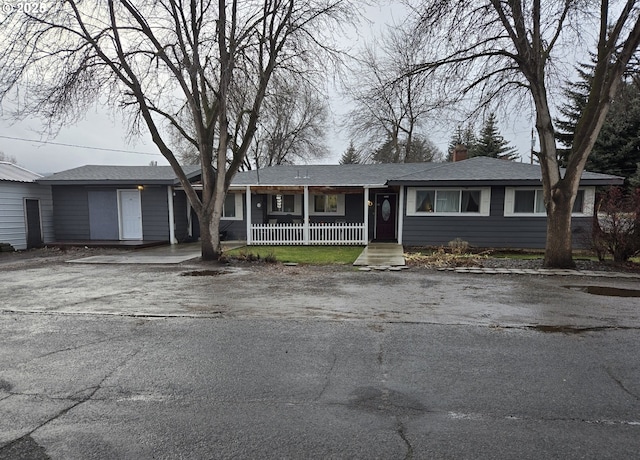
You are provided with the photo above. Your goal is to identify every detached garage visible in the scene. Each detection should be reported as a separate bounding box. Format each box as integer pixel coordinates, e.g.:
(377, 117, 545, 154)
(0, 161, 54, 250)
(38, 165, 201, 245)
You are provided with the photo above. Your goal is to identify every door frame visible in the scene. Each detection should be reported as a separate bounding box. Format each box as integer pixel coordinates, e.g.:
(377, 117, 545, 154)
(374, 192, 398, 241)
(117, 189, 143, 240)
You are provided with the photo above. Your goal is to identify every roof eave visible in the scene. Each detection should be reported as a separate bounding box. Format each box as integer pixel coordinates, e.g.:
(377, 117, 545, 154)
(38, 179, 174, 186)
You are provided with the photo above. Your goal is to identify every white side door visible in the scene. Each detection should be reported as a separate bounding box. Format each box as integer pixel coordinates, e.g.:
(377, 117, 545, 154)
(118, 189, 143, 240)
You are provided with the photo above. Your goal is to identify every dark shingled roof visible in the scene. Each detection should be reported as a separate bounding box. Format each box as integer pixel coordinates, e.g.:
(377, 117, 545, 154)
(233, 157, 623, 187)
(385, 156, 624, 186)
(36, 157, 623, 187)
(38, 164, 201, 185)
(231, 163, 439, 187)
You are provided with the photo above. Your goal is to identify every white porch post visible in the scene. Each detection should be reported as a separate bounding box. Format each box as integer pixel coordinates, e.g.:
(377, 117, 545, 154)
(245, 185, 252, 245)
(167, 186, 177, 244)
(397, 186, 404, 245)
(303, 185, 310, 245)
(363, 187, 369, 245)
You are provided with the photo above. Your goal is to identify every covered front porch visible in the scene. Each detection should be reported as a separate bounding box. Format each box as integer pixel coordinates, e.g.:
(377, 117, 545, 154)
(239, 184, 403, 246)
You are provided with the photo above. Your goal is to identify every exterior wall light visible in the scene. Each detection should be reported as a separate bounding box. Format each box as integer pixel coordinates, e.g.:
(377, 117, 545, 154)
(137, 185, 144, 191)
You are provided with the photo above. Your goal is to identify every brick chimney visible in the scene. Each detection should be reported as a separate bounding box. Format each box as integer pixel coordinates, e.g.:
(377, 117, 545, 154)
(451, 144, 468, 162)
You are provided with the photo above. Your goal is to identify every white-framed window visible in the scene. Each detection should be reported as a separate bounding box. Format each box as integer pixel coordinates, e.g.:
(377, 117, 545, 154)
(406, 187, 491, 216)
(221, 193, 243, 220)
(268, 194, 302, 215)
(504, 187, 594, 217)
(309, 194, 345, 216)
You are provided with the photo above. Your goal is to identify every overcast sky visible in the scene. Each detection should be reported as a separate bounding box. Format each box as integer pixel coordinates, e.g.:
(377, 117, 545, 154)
(0, 2, 535, 175)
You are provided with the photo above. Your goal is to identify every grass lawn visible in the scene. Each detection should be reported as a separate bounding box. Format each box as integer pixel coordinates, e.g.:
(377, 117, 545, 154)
(225, 245, 364, 265)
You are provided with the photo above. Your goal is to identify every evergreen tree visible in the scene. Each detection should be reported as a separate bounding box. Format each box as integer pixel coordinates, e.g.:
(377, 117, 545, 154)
(472, 113, 518, 160)
(556, 61, 640, 182)
(339, 140, 361, 164)
(555, 62, 592, 166)
(446, 124, 476, 161)
(371, 135, 441, 163)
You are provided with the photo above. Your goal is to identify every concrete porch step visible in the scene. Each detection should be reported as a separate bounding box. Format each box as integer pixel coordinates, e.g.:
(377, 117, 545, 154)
(353, 243, 405, 267)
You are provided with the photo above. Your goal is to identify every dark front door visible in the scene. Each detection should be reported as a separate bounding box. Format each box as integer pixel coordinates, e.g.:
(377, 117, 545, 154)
(25, 199, 43, 249)
(375, 193, 397, 241)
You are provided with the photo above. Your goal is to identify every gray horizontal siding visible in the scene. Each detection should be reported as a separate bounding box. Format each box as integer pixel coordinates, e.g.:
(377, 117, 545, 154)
(402, 215, 592, 249)
(402, 185, 593, 249)
(0, 182, 54, 250)
(141, 186, 170, 241)
(52, 186, 90, 240)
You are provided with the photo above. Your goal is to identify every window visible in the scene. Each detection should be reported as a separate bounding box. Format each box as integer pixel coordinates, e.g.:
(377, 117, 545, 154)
(221, 193, 242, 220)
(314, 194, 338, 213)
(223, 194, 236, 218)
(412, 189, 486, 214)
(271, 194, 295, 213)
(514, 190, 545, 214)
(505, 188, 590, 216)
(572, 190, 584, 213)
(309, 194, 345, 215)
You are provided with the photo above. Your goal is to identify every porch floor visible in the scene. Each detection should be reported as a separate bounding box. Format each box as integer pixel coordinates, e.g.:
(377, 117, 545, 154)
(353, 243, 405, 267)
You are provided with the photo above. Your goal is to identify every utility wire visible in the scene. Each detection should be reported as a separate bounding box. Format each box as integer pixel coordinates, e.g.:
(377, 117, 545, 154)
(0, 134, 161, 156)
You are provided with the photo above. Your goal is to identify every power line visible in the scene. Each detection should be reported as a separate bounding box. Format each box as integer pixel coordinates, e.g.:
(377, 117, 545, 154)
(0, 134, 161, 156)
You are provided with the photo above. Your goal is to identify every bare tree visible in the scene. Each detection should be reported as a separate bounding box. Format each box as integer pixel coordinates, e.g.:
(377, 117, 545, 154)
(243, 76, 329, 170)
(0, 0, 351, 260)
(0, 151, 17, 164)
(408, 0, 640, 268)
(343, 24, 439, 163)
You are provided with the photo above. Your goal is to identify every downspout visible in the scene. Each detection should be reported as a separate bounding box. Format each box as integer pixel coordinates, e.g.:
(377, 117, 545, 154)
(167, 186, 177, 244)
(363, 186, 369, 245)
(245, 185, 252, 245)
(397, 186, 404, 245)
(303, 185, 310, 245)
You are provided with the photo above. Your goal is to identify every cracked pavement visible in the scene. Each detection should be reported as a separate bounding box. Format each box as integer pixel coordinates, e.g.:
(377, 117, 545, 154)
(0, 257, 639, 458)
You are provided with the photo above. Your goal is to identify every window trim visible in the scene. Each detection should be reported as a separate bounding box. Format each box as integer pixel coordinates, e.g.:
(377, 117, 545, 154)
(503, 187, 594, 217)
(406, 187, 491, 217)
(308, 193, 346, 216)
(221, 192, 243, 221)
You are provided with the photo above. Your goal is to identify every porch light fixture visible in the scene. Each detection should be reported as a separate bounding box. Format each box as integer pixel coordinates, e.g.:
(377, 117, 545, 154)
(368, 200, 373, 207)
(137, 185, 144, 191)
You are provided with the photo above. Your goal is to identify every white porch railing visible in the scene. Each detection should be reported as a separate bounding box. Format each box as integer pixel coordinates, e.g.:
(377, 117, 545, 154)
(251, 222, 365, 245)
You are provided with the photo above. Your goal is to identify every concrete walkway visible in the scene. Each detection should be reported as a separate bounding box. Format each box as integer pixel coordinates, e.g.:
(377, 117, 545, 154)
(68, 241, 245, 264)
(353, 243, 405, 267)
(440, 266, 640, 278)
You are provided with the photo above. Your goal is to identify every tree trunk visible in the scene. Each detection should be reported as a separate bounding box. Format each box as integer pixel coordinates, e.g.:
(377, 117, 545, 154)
(544, 187, 576, 268)
(198, 209, 221, 261)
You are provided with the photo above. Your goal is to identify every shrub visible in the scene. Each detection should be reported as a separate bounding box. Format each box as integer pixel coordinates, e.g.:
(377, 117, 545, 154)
(448, 238, 470, 255)
(592, 187, 640, 262)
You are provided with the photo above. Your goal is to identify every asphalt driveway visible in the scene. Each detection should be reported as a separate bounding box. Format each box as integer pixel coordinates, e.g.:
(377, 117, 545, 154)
(1, 252, 639, 330)
(1, 252, 640, 459)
